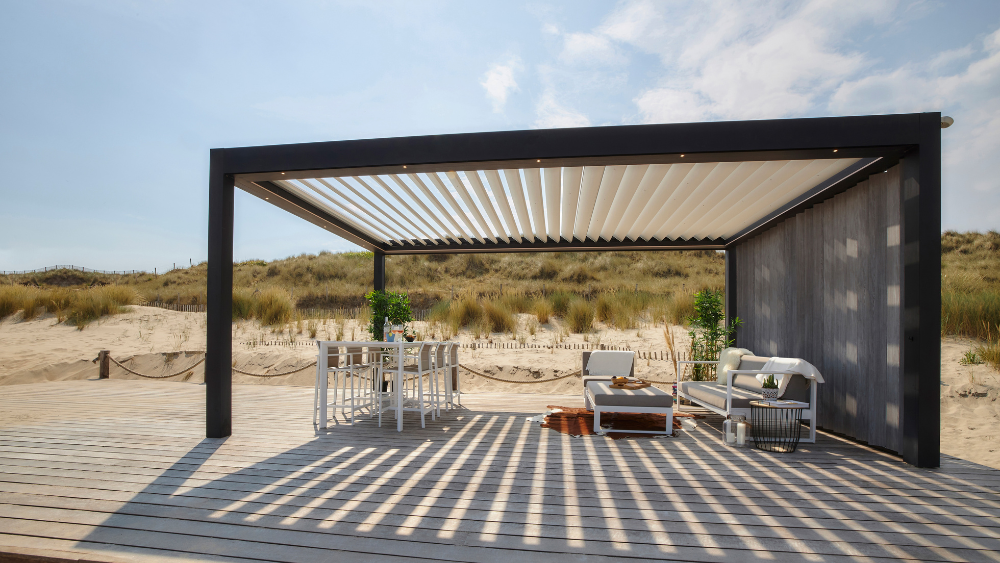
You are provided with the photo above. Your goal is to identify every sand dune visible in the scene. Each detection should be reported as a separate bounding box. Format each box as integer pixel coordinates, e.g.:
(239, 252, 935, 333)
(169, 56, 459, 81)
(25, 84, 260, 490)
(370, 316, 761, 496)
(1, 306, 997, 468)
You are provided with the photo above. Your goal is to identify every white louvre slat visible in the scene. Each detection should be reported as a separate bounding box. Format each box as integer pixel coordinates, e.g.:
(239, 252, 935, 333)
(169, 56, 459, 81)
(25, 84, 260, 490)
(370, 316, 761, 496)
(523, 168, 546, 241)
(399, 173, 473, 244)
(462, 170, 508, 243)
(331, 177, 435, 244)
(574, 166, 604, 240)
(689, 160, 811, 239)
(560, 167, 583, 241)
(542, 168, 561, 241)
(610, 164, 669, 241)
(587, 165, 625, 240)
(629, 164, 694, 239)
(658, 162, 742, 240)
(350, 176, 442, 244)
(639, 163, 717, 241)
(670, 162, 764, 240)
(503, 169, 535, 242)
(483, 170, 520, 242)
(597, 165, 648, 241)
(445, 171, 496, 243)
(423, 172, 481, 243)
(306, 179, 411, 243)
(378, 175, 456, 243)
(680, 161, 790, 239)
(276, 180, 390, 242)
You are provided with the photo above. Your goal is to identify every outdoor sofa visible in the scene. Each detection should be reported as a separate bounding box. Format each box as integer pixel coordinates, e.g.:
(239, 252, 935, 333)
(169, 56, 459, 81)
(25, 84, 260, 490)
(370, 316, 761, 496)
(677, 350, 821, 443)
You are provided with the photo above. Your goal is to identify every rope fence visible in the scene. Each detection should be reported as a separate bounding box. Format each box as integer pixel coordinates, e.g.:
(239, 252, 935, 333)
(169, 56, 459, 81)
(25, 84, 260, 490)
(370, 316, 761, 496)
(105, 350, 686, 384)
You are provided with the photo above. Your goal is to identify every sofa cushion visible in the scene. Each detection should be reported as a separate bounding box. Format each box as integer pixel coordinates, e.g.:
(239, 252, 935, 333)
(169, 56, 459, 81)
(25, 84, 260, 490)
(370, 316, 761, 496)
(587, 381, 673, 408)
(716, 348, 753, 383)
(679, 381, 761, 410)
(729, 355, 770, 392)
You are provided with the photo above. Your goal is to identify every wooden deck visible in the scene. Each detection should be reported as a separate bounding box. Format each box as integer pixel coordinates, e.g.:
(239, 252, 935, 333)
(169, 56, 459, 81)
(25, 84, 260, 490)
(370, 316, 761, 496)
(1, 380, 998, 563)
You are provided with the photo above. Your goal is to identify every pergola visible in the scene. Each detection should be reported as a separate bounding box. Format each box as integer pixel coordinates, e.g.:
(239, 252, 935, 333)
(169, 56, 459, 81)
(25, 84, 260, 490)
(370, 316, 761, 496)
(207, 112, 941, 467)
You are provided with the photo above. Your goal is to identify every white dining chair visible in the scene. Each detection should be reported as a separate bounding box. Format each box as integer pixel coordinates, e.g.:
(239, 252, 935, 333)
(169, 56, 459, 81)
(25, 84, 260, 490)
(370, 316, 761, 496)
(379, 342, 437, 428)
(318, 346, 378, 426)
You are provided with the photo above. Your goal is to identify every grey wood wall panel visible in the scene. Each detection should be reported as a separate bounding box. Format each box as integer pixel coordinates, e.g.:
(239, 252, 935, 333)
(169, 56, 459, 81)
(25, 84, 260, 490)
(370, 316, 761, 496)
(734, 164, 904, 451)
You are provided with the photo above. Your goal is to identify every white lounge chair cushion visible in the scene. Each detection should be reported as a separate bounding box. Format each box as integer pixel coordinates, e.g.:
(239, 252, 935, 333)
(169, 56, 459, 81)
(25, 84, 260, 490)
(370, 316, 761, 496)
(757, 357, 825, 396)
(716, 347, 753, 383)
(586, 351, 634, 377)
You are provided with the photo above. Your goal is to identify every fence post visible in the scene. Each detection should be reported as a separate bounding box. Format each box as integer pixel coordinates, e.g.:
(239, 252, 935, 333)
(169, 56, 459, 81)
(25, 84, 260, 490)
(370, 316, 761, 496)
(98, 350, 110, 379)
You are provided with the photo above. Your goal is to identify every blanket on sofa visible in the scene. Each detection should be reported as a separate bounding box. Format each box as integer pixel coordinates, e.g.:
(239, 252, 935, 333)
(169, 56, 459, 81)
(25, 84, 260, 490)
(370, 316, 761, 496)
(757, 357, 824, 396)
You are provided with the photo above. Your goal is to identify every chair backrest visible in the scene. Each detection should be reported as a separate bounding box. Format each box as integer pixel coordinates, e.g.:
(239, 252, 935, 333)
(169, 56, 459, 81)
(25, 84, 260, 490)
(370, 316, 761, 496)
(435, 342, 448, 365)
(581, 351, 635, 377)
(448, 342, 459, 386)
(345, 346, 365, 366)
(731, 355, 769, 390)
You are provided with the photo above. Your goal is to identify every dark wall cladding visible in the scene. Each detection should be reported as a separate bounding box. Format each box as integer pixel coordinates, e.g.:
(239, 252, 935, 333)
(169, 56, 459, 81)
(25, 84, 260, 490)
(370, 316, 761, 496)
(734, 164, 903, 452)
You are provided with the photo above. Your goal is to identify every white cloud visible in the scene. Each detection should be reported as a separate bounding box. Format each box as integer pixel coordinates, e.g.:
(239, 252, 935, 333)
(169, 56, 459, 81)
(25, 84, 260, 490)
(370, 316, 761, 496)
(480, 58, 520, 113)
(533, 93, 591, 128)
(560, 32, 626, 66)
(613, 0, 892, 123)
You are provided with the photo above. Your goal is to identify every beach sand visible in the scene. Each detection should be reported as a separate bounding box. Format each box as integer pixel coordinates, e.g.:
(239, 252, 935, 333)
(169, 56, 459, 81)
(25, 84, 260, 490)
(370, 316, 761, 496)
(1, 306, 997, 468)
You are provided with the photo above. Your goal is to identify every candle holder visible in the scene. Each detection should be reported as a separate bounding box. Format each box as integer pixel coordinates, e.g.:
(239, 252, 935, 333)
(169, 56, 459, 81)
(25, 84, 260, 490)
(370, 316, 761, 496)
(722, 414, 749, 448)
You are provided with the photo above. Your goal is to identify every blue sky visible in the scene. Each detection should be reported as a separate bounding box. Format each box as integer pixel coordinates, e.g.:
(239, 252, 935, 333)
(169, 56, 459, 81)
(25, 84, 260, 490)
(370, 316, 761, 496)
(2, 0, 999, 271)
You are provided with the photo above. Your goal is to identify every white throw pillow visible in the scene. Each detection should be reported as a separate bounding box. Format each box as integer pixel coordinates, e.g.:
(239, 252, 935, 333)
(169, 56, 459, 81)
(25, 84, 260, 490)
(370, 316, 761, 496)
(716, 347, 753, 384)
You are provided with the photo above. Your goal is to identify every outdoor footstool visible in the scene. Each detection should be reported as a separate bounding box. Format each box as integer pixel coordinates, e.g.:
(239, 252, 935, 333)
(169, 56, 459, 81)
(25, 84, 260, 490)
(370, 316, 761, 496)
(586, 381, 673, 435)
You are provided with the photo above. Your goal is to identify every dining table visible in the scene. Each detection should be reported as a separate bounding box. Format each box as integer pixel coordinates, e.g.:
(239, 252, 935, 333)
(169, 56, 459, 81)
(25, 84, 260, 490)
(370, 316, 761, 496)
(316, 339, 426, 432)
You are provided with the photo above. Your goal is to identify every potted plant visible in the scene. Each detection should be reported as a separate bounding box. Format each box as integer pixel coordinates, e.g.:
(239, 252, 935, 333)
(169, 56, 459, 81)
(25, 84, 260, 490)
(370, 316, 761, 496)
(761, 374, 779, 401)
(364, 290, 414, 341)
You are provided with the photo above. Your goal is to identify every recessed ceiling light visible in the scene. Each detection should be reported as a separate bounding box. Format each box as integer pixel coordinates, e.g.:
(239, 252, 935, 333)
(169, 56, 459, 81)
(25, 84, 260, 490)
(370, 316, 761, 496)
(833, 149, 838, 153)
(403, 165, 407, 169)
(680, 154, 685, 158)
(536, 159, 541, 163)
(281, 172, 285, 174)
(265, 197, 269, 200)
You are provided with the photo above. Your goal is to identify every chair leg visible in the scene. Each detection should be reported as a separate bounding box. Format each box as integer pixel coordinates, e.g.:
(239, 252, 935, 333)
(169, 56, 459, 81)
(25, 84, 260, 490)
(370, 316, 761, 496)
(593, 408, 601, 434)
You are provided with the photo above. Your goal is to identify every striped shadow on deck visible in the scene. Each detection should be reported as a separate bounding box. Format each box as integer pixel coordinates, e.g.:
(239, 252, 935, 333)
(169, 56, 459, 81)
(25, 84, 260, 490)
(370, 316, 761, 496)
(0, 380, 998, 562)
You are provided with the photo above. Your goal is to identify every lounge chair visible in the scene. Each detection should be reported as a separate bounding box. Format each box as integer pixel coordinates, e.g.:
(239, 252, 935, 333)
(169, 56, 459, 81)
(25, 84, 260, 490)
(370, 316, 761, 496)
(580, 350, 634, 410)
(677, 350, 822, 443)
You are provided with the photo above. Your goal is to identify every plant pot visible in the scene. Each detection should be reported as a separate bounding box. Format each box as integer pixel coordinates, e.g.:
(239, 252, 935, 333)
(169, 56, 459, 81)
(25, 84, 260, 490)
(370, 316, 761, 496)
(762, 388, 779, 401)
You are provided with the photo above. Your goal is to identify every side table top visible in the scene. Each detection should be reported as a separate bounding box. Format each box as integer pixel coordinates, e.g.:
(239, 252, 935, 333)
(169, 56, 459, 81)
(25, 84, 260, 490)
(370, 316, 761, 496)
(749, 399, 808, 408)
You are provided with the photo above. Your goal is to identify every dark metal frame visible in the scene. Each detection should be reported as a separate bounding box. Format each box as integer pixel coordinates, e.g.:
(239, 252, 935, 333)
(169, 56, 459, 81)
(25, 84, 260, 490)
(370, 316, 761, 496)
(208, 112, 941, 466)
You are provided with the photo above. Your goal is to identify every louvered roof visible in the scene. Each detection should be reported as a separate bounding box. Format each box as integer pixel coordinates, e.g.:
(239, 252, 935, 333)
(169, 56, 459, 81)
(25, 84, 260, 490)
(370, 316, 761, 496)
(224, 114, 922, 253)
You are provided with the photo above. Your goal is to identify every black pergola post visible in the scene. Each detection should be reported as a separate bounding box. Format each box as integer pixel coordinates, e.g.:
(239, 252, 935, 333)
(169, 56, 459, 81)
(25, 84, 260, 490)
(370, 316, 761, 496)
(374, 250, 386, 292)
(206, 150, 234, 438)
(900, 113, 942, 467)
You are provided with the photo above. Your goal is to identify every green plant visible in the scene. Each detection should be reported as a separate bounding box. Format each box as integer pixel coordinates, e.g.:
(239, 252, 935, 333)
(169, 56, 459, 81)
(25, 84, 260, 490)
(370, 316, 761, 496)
(534, 299, 552, 324)
(566, 300, 595, 333)
(960, 350, 982, 366)
(365, 290, 413, 340)
(974, 323, 1000, 370)
(0, 286, 27, 320)
(255, 288, 293, 326)
(482, 301, 515, 333)
(548, 290, 575, 316)
(687, 289, 740, 381)
(232, 288, 255, 320)
(761, 374, 778, 389)
(452, 296, 483, 328)
(67, 286, 138, 329)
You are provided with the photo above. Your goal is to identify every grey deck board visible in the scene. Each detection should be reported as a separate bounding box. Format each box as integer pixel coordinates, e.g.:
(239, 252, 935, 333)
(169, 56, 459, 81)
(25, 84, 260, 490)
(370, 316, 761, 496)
(1, 380, 998, 563)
